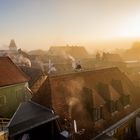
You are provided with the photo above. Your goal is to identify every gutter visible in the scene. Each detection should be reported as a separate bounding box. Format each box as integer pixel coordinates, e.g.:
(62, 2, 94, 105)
(0, 82, 28, 89)
(92, 108, 140, 140)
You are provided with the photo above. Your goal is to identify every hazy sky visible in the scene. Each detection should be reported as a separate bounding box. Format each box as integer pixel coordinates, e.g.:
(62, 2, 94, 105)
(1, 0, 140, 51)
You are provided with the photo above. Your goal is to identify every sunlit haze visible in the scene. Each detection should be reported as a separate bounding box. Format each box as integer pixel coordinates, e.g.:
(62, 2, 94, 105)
(1, 0, 140, 51)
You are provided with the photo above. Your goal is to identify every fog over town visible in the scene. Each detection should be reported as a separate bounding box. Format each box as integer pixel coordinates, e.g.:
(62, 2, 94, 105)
(1, 0, 140, 140)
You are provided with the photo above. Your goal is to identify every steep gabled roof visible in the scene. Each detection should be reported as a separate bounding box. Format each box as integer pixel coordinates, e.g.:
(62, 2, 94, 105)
(121, 82, 131, 95)
(0, 57, 29, 87)
(19, 66, 44, 87)
(97, 83, 120, 102)
(108, 85, 120, 101)
(8, 101, 59, 137)
(48, 46, 90, 58)
(32, 67, 137, 140)
(33, 67, 133, 109)
(92, 89, 106, 107)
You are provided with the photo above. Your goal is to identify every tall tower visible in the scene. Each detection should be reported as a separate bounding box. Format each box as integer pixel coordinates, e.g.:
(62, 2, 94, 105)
(9, 39, 17, 51)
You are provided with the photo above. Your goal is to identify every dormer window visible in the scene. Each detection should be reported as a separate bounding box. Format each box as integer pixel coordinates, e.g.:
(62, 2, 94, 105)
(110, 100, 119, 113)
(123, 95, 130, 107)
(93, 106, 103, 121)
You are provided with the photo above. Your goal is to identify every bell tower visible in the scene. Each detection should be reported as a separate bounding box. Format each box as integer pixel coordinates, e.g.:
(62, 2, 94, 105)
(9, 39, 17, 51)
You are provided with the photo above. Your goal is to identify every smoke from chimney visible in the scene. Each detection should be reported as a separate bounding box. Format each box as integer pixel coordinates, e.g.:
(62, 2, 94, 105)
(65, 77, 93, 130)
(48, 59, 56, 74)
(36, 59, 45, 72)
(19, 55, 31, 67)
(68, 55, 77, 69)
(65, 78, 85, 118)
(12, 54, 31, 67)
(68, 54, 82, 70)
(60, 51, 82, 70)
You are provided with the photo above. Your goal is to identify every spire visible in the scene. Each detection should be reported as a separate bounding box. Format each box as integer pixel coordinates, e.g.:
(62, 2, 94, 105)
(9, 39, 17, 50)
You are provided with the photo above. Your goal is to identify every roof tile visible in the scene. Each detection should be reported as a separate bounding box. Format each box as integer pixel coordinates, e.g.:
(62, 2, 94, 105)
(0, 57, 29, 87)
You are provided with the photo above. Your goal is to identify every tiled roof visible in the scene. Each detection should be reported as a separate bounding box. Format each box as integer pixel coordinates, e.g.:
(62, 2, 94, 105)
(108, 85, 120, 101)
(48, 46, 90, 58)
(121, 82, 131, 95)
(19, 66, 44, 87)
(92, 89, 106, 107)
(102, 53, 122, 62)
(32, 67, 135, 139)
(33, 67, 133, 110)
(0, 57, 28, 87)
(97, 83, 120, 101)
(111, 79, 132, 96)
(8, 101, 59, 137)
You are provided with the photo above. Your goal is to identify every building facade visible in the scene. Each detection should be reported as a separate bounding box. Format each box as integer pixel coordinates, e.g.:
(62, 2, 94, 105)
(0, 57, 30, 118)
(32, 67, 139, 139)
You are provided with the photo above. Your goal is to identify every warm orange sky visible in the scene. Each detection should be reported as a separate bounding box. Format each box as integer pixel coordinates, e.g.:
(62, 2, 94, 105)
(1, 0, 140, 51)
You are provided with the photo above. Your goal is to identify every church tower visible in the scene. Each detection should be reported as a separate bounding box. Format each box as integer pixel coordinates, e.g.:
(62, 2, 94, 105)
(9, 39, 17, 51)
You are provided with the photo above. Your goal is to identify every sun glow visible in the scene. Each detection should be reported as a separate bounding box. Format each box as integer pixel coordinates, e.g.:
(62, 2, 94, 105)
(115, 15, 140, 38)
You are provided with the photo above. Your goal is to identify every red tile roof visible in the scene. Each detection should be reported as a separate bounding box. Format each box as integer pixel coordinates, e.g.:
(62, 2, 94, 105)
(108, 85, 120, 101)
(121, 82, 131, 95)
(0, 57, 29, 87)
(32, 67, 136, 139)
(92, 89, 106, 107)
(33, 67, 134, 113)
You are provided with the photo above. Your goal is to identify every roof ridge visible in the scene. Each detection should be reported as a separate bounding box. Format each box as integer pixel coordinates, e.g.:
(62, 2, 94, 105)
(49, 67, 120, 78)
(7, 102, 23, 127)
(29, 100, 54, 113)
(6, 57, 30, 81)
(0, 57, 29, 87)
(108, 84, 120, 101)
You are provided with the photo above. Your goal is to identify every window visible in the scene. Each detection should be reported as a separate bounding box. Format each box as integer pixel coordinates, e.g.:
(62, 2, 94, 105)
(93, 106, 103, 121)
(0, 95, 6, 106)
(123, 95, 130, 106)
(111, 101, 119, 113)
